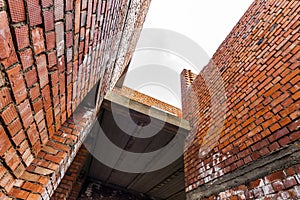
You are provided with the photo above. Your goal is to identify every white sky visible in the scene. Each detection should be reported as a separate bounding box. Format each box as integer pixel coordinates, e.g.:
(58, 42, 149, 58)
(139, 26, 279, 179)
(143, 0, 254, 56)
(125, 0, 254, 108)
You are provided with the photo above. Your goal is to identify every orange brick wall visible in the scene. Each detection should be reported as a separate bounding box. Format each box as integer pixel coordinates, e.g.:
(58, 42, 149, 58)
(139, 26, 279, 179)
(0, 0, 150, 199)
(114, 86, 182, 117)
(51, 146, 90, 200)
(181, 0, 299, 199)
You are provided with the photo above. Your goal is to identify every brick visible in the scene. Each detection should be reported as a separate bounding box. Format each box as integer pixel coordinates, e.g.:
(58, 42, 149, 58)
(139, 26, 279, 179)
(32, 98, 44, 113)
(22, 181, 43, 193)
(19, 48, 34, 70)
(13, 25, 30, 50)
(43, 10, 55, 32)
(47, 50, 57, 67)
(27, 123, 40, 145)
(66, 32, 73, 48)
(27, 0, 43, 26)
(12, 129, 26, 146)
(30, 84, 41, 101)
(9, 188, 29, 199)
(283, 177, 297, 188)
(32, 28, 45, 55)
(7, 0, 26, 22)
(0, 87, 12, 110)
(272, 181, 285, 192)
(268, 127, 289, 142)
(45, 108, 54, 127)
(0, 126, 11, 156)
(65, 13, 73, 31)
(46, 31, 56, 50)
(36, 54, 49, 88)
(0, 12, 18, 68)
(6, 64, 27, 104)
(0, 104, 17, 125)
(290, 131, 300, 142)
(54, 0, 64, 20)
(25, 68, 38, 87)
(55, 22, 65, 56)
(42, 0, 53, 7)
(0, 172, 15, 192)
(28, 193, 42, 200)
(42, 85, 52, 110)
(18, 99, 34, 129)
(74, 0, 81, 34)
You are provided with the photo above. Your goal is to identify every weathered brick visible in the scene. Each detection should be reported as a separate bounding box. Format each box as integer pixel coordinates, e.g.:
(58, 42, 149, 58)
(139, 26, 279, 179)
(47, 50, 57, 68)
(19, 48, 34, 70)
(0, 104, 17, 125)
(7, 0, 26, 22)
(55, 22, 65, 56)
(6, 64, 27, 104)
(27, 0, 43, 26)
(46, 31, 56, 50)
(36, 54, 49, 88)
(43, 10, 55, 32)
(54, 0, 64, 20)
(0, 87, 12, 110)
(18, 99, 34, 129)
(13, 25, 30, 50)
(32, 28, 46, 55)
(30, 84, 41, 101)
(0, 126, 11, 156)
(0, 11, 18, 68)
(25, 68, 38, 87)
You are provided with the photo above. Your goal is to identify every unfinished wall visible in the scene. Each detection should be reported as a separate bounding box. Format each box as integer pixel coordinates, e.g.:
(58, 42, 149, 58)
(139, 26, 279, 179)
(0, 0, 150, 199)
(114, 86, 182, 117)
(181, 0, 299, 199)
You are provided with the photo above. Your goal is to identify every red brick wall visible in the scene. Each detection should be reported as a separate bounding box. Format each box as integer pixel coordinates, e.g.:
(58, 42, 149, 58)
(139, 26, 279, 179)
(203, 164, 300, 199)
(0, 0, 150, 198)
(51, 146, 90, 200)
(114, 86, 182, 117)
(181, 0, 299, 199)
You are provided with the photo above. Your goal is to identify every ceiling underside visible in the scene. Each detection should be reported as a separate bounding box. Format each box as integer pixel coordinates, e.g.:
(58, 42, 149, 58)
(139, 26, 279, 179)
(85, 91, 189, 199)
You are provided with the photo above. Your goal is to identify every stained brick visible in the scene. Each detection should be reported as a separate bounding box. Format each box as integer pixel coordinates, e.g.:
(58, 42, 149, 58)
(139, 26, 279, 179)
(42, 0, 53, 7)
(13, 25, 30, 50)
(55, 22, 65, 56)
(18, 99, 34, 129)
(32, 28, 45, 55)
(65, 13, 73, 31)
(0, 126, 11, 156)
(19, 48, 34, 70)
(6, 64, 27, 104)
(36, 54, 49, 88)
(0, 87, 12, 110)
(25, 68, 38, 87)
(0, 104, 18, 125)
(0, 11, 18, 68)
(42, 85, 52, 110)
(54, 0, 64, 20)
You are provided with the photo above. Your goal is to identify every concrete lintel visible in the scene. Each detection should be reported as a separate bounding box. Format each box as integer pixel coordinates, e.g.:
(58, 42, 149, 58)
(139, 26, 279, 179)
(104, 91, 190, 132)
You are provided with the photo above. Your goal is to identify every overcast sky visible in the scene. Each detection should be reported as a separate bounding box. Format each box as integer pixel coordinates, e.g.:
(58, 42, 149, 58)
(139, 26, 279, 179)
(143, 0, 254, 56)
(125, 0, 254, 108)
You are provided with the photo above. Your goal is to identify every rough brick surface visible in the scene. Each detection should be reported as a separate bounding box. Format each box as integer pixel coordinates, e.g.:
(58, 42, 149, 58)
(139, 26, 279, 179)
(114, 86, 182, 117)
(181, 0, 300, 199)
(0, 0, 150, 198)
